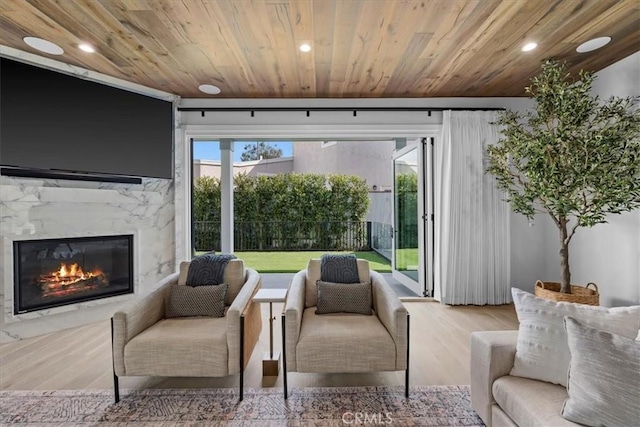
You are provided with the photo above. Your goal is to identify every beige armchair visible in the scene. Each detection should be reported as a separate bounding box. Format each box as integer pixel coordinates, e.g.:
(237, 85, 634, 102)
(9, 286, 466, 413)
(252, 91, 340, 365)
(282, 259, 409, 398)
(111, 259, 262, 402)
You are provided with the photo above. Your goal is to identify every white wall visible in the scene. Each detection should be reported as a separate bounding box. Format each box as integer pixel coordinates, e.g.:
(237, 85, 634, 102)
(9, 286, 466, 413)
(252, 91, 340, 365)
(193, 157, 294, 179)
(542, 52, 640, 307)
(292, 140, 396, 190)
(509, 213, 556, 292)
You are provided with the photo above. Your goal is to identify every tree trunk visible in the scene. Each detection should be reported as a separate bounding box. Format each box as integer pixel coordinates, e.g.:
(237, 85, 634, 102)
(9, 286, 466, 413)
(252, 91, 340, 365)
(558, 217, 571, 293)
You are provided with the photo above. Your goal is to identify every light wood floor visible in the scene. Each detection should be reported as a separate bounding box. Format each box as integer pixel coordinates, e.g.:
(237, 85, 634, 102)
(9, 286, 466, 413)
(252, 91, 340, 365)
(0, 301, 517, 391)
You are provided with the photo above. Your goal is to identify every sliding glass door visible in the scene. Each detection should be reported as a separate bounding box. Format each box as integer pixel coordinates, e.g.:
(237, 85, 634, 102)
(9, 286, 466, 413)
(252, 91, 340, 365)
(391, 140, 431, 296)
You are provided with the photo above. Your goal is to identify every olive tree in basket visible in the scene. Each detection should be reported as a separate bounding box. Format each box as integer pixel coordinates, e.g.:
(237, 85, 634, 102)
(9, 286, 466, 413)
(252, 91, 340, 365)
(486, 60, 640, 295)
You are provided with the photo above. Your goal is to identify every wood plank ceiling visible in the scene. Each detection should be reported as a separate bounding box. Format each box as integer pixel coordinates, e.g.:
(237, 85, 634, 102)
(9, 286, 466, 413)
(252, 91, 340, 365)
(0, 0, 638, 98)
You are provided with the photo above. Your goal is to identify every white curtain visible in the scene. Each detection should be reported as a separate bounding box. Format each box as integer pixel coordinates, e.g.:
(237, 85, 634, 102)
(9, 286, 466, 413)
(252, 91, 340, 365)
(434, 111, 511, 305)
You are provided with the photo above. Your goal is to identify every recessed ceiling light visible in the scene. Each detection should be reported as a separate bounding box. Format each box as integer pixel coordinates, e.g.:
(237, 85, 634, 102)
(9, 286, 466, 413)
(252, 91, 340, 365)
(521, 42, 538, 52)
(199, 84, 221, 95)
(79, 43, 95, 53)
(299, 43, 311, 53)
(23, 37, 64, 55)
(576, 36, 611, 53)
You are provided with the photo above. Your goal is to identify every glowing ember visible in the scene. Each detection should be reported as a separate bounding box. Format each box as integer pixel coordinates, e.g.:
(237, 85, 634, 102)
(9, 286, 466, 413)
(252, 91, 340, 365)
(39, 263, 107, 297)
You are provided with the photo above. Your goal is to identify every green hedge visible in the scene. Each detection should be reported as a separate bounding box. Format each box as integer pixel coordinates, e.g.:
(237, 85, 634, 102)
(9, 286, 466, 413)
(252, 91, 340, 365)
(193, 173, 370, 250)
(395, 172, 418, 249)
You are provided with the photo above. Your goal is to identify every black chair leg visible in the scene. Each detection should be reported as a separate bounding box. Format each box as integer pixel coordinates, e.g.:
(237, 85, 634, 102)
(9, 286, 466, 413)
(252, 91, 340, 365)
(113, 372, 120, 403)
(282, 314, 288, 399)
(405, 369, 409, 398)
(283, 371, 288, 400)
(239, 315, 245, 402)
(405, 313, 410, 398)
(111, 318, 120, 403)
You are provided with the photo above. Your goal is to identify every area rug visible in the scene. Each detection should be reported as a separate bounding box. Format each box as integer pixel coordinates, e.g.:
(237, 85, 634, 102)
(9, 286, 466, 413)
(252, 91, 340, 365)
(0, 385, 483, 426)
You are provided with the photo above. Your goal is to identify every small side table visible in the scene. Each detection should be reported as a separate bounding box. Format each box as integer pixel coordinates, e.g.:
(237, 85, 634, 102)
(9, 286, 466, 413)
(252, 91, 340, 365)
(252, 288, 287, 376)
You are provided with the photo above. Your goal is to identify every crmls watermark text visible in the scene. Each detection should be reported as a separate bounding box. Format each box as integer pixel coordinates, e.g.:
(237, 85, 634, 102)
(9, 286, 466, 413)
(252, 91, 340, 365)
(342, 411, 394, 425)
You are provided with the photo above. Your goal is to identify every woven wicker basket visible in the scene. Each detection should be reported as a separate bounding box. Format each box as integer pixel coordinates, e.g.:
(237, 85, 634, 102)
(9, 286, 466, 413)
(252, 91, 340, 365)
(534, 280, 599, 306)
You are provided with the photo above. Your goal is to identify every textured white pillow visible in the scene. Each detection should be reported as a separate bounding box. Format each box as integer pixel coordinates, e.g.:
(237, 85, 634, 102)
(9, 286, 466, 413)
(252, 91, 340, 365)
(510, 287, 640, 386)
(562, 316, 640, 427)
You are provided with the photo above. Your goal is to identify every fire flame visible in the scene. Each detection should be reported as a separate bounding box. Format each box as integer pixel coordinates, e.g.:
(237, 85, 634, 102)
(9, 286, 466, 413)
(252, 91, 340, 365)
(45, 263, 102, 288)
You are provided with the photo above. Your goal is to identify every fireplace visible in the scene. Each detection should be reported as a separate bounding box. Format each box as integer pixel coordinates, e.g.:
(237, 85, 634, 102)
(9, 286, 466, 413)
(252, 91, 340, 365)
(13, 235, 133, 314)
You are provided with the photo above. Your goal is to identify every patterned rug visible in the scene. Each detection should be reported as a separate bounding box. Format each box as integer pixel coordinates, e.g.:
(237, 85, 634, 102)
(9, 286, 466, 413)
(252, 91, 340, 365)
(0, 385, 484, 426)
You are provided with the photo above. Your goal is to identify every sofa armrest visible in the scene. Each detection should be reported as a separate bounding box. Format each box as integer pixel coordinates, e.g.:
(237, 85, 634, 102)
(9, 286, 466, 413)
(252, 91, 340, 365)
(111, 272, 178, 376)
(370, 271, 408, 370)
(227, 268, 262, 374)
(283, 270, 306, 372)
(470, 330, 519, 427)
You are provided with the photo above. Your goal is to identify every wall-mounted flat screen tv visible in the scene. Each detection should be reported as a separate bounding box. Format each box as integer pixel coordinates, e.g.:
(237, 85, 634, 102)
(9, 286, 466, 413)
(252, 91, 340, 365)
(0, 58, 173, 180)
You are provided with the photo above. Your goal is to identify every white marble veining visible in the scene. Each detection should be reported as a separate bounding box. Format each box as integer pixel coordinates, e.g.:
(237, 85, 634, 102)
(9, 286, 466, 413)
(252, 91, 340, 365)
(0, 175, 175, 342)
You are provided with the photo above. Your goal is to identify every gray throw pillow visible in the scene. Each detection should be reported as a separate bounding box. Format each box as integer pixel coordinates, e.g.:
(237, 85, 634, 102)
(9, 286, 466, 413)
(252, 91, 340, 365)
(186, 253, 236, 286)
(320, 253, 360, 284)
(316, 280, 372, 315)
(166, 283, 227, 318)
(561, 316, 640, 427)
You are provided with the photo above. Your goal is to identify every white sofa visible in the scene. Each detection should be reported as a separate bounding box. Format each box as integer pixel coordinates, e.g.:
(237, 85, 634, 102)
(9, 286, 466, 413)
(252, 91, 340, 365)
(472, 288, 640, 427)
(470, 331, 580, 427)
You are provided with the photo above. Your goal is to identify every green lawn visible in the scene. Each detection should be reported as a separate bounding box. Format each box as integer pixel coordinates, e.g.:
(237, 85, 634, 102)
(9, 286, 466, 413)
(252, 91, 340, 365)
(233, 251, 391, 273)
(394, 248, 419, 270)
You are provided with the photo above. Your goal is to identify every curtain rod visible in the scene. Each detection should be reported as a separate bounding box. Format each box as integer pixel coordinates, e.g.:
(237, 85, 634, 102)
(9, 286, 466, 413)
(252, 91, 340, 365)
(178, 106, 505, 117)
(177, 107, 505, 112)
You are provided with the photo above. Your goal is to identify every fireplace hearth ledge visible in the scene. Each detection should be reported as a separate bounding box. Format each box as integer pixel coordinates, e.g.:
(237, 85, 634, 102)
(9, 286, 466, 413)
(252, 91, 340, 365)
(0, 291, 143, 343)
(3, 291, 137, 324)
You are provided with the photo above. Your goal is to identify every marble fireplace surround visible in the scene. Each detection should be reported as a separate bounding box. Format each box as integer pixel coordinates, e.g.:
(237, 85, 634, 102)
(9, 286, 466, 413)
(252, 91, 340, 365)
(0, 176, 176, 342)
(3, 230, 141, 323)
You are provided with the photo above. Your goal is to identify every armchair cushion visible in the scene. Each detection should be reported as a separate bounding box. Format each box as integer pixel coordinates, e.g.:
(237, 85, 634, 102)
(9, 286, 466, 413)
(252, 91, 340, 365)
(305, 259, 370, 308)
(295, 307, 396, 372)
(179, 259, 246, 305)
(124, 316, 229, 377)
(316, 280, 372, 315)
(165, 283, 227, 318)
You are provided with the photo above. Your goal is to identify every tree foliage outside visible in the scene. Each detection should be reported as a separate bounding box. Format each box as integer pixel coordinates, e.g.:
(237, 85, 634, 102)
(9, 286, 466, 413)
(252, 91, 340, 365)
(486, 60, 640, 293)
(231, 173, 369, 222)
(240, 141, 283, 161)
(193, 173, 370, 250)
(395, 172, 418, 249)
(193, 176, 220, 222)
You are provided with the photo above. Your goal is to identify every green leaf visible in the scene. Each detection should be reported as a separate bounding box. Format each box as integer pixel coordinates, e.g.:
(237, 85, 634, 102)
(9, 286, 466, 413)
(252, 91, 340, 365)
(486, 60, 640, 289)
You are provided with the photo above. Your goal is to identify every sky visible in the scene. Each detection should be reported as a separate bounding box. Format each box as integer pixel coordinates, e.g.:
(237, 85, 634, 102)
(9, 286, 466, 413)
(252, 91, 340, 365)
(193, 141, 293, 162)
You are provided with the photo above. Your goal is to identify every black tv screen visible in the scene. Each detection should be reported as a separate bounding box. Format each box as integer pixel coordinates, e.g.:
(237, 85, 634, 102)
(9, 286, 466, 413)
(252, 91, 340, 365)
(0, 58, 173, 179)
